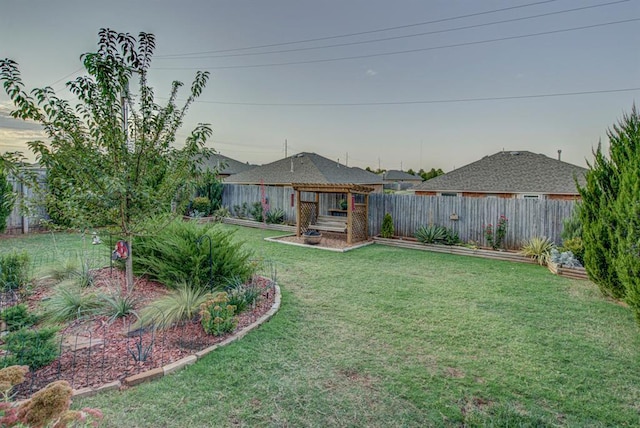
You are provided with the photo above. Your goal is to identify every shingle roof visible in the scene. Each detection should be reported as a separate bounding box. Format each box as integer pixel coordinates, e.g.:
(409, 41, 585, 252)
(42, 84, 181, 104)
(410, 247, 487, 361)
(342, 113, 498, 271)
(224, 152, 383, 185)
(198, 153, 255, 175)
(383, 170, 422, 182)
(413, 151, 587, 195)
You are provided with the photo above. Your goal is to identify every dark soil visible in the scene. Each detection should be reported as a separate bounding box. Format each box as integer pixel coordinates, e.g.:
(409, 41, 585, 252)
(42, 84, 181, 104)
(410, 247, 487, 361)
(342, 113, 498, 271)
(10, 268, 276, 398)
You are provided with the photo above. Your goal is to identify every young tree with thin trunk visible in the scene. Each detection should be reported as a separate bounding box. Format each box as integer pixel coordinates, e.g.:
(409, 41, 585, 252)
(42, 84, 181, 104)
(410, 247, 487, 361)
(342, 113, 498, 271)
(0, 29, 214, 290)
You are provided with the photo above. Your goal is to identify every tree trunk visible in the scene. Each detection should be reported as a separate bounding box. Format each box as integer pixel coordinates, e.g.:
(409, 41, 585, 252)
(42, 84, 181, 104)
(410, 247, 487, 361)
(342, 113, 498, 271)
(125, 236, 134, 291)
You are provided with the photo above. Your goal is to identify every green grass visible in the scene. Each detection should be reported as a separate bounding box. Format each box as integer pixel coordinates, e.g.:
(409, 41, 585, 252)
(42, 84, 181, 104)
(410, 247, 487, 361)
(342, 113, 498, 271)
(0, 231, 110, 277)
(11, 226, 640, 426)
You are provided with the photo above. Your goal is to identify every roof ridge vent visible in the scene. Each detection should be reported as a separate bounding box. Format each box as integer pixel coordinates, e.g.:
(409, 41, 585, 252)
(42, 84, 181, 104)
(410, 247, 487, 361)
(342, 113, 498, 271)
(510, 151, 520, 155)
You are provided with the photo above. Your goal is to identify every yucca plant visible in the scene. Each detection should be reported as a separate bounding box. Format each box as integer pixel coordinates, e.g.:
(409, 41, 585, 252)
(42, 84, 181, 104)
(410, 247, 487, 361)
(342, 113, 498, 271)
(415, 224, 447, 244)
(520, 236, 555, 266)
(265, 208, 285, 224)
(100, 291, 139, 324)
(48, 255, 97, 288)
(134, 283, 212, 330)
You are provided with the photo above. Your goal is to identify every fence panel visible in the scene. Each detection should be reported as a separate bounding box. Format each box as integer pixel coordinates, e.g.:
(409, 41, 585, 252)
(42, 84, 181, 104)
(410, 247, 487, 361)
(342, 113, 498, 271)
(368, 194, 576, 248)
(5, 170, 48, 234)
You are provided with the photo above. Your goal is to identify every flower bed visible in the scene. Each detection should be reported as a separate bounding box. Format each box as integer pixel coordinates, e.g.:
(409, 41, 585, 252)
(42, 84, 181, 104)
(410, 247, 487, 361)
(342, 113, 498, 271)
(373, 237, 536, 264)
(9, 269, 279, 399)
(547, 261, 589, 280)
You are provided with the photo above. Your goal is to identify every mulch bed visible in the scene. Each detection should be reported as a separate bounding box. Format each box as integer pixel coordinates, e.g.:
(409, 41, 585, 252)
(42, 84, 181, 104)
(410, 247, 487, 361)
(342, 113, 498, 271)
(10, 268, 276, 399)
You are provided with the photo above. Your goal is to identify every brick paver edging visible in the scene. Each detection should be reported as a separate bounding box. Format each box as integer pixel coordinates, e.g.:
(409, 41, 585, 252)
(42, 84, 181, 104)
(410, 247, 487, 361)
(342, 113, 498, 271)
(71, 283, 282, 399)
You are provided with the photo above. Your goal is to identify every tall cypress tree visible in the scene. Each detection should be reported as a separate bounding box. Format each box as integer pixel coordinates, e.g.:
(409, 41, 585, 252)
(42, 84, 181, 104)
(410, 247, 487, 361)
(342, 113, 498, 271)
(610, 107, 640, 321)
(579, 105, 640, 319)
(579, 143, 624, 298)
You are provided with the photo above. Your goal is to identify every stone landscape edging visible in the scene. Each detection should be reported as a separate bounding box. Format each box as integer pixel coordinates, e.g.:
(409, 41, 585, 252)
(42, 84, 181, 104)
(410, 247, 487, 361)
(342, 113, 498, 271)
(71, 283, 281, 399)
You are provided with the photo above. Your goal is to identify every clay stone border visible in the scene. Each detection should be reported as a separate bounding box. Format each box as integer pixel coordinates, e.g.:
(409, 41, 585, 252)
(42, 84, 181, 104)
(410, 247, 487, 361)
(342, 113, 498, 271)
(71, 284, 282, 399)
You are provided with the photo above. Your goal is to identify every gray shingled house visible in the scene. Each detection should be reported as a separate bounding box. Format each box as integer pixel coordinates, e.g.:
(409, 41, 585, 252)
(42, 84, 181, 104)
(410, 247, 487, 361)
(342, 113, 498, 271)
(224, 152, 384, 192)
(382, 170, 422, 191)
(412, 150, 587, 200)
(198, 153, 255, 178)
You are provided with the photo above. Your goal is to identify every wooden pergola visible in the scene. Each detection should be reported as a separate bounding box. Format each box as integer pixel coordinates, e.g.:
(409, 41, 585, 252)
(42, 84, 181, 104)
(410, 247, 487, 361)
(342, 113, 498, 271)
(292, 183, 374, 244)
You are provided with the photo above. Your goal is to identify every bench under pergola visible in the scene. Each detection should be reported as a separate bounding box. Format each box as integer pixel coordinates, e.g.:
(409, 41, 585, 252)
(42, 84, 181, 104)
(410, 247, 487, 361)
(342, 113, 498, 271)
(292, 183, 374, 245)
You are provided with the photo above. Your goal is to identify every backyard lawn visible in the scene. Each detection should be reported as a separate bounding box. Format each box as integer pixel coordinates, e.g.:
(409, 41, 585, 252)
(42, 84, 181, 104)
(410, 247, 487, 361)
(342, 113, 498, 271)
(3, 226, 640, 427)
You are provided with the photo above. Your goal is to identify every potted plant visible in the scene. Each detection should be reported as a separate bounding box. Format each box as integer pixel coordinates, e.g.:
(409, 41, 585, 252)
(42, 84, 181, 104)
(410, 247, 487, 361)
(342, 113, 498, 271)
(303, 229, 322, 245)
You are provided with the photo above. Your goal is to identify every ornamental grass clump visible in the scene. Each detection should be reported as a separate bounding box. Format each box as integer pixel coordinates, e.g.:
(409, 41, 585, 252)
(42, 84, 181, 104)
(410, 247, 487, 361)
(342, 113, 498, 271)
(200, 292, 237, 336)
(41, 284, 104, 323)
(134, 283, 211, 330)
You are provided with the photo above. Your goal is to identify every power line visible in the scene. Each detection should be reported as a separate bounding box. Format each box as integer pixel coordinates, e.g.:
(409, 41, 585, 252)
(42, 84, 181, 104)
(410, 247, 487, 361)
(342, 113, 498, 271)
(154, 18, 640, 70)
(187, 88, 640, 107)
(47, 67, 84, 89)
(157, 0, 564, 58)
(157, 1, 629, 60)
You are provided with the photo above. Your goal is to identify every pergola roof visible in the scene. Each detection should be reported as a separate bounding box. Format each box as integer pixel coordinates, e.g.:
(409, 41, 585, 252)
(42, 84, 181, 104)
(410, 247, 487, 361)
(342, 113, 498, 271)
(292, 183, 374, 194)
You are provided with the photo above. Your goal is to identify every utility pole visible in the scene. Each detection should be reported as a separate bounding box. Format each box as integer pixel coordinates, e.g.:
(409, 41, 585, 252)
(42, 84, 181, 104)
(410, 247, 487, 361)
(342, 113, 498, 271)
(346, 152, 349, 167)
(285, 139, 288, 158)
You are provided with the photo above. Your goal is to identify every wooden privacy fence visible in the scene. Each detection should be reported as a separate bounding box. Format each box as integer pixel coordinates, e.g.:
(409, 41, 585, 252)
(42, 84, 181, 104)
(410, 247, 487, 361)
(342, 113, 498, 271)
(222, 184, 346, 222)
(368, 193, 577, 249)
(4, 170, 48, 234)
(222, 184, 577, 249)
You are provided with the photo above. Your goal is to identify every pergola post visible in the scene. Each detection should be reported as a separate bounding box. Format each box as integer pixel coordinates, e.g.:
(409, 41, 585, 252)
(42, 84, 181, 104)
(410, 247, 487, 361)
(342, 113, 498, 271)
(295, 189, 301, 237)
(347, 190, 353, 244)
(364, 194, 369, 238)
(292, 183, 374, 245)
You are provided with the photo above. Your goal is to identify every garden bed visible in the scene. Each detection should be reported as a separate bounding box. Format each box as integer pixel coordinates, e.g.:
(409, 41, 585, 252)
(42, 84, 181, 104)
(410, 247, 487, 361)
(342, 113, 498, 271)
(547, 261, 589, 280)
(10, 268, 278, 399)
(373, 237, 536, 264)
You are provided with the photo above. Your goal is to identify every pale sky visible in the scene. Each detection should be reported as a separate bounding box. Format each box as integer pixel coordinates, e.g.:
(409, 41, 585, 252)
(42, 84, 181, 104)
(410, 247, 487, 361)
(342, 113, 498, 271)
(1, 0, 638, 172)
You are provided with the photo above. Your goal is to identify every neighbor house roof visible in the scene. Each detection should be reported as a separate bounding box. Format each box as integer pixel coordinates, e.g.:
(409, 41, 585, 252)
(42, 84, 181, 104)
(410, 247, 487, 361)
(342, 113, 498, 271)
(224, 152, 383, 185)
(198, 153, 255, 176)
(382, 170, 422, 182)
(413, 150, 587, 195)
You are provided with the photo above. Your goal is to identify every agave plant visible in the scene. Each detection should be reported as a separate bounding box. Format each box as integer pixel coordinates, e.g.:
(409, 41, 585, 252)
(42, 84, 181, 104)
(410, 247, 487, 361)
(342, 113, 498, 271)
(265, 208, 285, 224)
(415, 225, 447, 244)
(520, 236, 555, 266)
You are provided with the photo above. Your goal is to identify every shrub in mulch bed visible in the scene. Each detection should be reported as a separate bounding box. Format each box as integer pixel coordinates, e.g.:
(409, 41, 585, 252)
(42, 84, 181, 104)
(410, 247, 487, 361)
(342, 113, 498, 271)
(10, 271, 276, 399)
